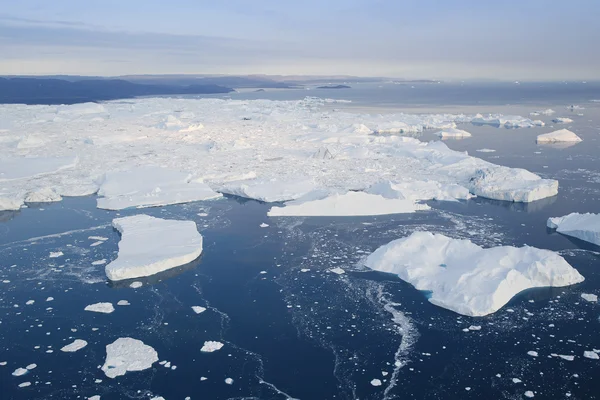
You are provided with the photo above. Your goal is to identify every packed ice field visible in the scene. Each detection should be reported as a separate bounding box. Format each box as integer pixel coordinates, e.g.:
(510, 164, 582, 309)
(0, 96, 599, 396)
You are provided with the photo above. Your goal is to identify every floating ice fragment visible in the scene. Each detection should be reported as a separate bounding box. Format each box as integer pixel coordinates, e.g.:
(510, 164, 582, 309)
(18, 382, 31, 388)
(61, 339, 88, 352)
(547, 213, 600, 246)
(552, 117, 573, 124)
(364, 232, 584, 316)
(117, 300, 130, 306)
(26, 300, 34, 305)
(88, 396, 100, 400)
(584, 351, 599, 360)
(219, 177, 317, 202)
(49, 252, 63, 258)
(130, 281, 143, 289)
(192, 306, 206, 314)
(525, 391, 535, 398)
(225, 378, 234, 385)
(26, 364, 36, 370)
(581, 293, 598, 303)
(512, 378, 522, 384)
(468, 325, 481, 331)
(370, 379, 382, 386)
(105, 215, 203, 281)
(201, 341, 224, 353)
(92, 260, 107, 266)
(12, 368, 28, 376)
(537, 129, 582, 143)
(102, 338, 158, 378)
(476, 148, 496, 153)
(329, 267, 345, 275)
(260, 223, 269, 228)
(24, 188, 62, 203)
(46, 297, 54, 302)
(434, 127, 472, 138)
(84, 303, 115, 314)
(527, 351, 538, 357)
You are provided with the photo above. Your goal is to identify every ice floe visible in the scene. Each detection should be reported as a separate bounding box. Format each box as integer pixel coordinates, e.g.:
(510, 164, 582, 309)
(370, 379, 382, 386)
(84, 303, 115, 314)
(366, 179, 471, 202)
(60, 339, 88, 352)
(0, 156, 78, 182)
(105, 215, 203, 281)
(200, 341, 224, 353)
(552, 117, 573, 124)
(219, 177, 317, 202)
(471, 114, 544, 128)
(536, 129, 582, 143)
(547, 213, 600, 246)
(434, 127, 472, 138)
(583, 351, 599, 360)
(580, 293, 598, 302)
(192, 306, 207, 314)
(102, 337, 158, 378)
(364, 232, 584, 316)
(97, 167, 222, 210)
(268, 191, 429, 217)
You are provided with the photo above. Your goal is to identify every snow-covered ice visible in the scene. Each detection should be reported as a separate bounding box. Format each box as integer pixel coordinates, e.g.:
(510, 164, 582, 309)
(434, 127, 472, 138)
(219, 177, 317, 202)
(364, 232, 584, 316)
(476, 148, 496, 153)
(105, 215, 203, 281)
(117, 300, 130, 306)
(547, 213, 600, 246)
(192, 306, 207, 314)
(552, 117, 573, 124)
(97, 167, 222, 210)
(370, 379, 382, 386)
(84, 302, 115, 314)
(580, 293, 598, 302)
(102, 338, 158, 378)
(584, 351, 599, 360)
(225, 378, 234, 385)
(49, 251, 63, 258)
(61, 339, 88, 352)
(366, 179, 472, 202)
(330, 267, 346, 275)
(200, 341, 224, 353)
(0, 156, 78, 182)
(536, 129, 582, 143)
(129, 281, 143, 289)
(525, 391, 535, 398)
(12, 368, 28, 376)
(268, 191, 429, 217)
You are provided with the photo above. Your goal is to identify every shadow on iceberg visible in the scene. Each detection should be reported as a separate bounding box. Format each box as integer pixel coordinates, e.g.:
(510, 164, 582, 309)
(472, 195, 557, 213)
(107, 254, 204, 289)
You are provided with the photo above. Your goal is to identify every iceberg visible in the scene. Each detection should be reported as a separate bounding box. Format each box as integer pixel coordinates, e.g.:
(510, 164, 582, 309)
(471, 114, 544, 128)
(364, 232, 584, 316)
(268, 191, 429, 217)
(537, 129, 582, 143)
(552, 117, 573, 124)
(84, 302, 115, 314)
(61, 339, 88, 352)
(581, 293, 598, 303)
(219, 177, 317, 202)
(102, 337, 158, 378)
(366, 180, 472, 202)
(97, 167, 221, 210)
(547, 213, 600, 246)
(105, 215, 203, 281)
(0, 196, 23, 211)
(24, 188, 63, 203)
(0, 156, 78, 182)
(200, 341, 224, 352)
(434, 127, 472, 139)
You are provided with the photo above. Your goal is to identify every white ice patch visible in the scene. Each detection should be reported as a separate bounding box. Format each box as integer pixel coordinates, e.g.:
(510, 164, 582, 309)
(580, 293, 598, 303)
(584, 351, 599, 360)
(329, 267, 346, 275)
(547, 213, 600, 246)
(117, 300, 130, 306)
(61, 339, 88, 352)
(366, 179, 472, 202)
(268, 191, 429, 217)
(537, 129, 582, 143)
(471, 114, 544, 128)
(24, 187, 62, 203)
(105, 215, 203, 281)
(49, 252, 63, 258)
(102, 337, 158, 378)
(12, 368, 28, 376)
(434, 127, 472, 138)
(0, 156, 78, 182)
(200, 341, 224, 353)
(364, 232, 584, 316)
(370, 379, 383, 386)
(129, 281, 143, 289)
(192, 306, 207, 314)
(476, 148, 496, 153)
(552, 117, 573, 124)
(219, 177, 317, 202)
(97, 167, 222, 210)
(84, 302, 115, 314)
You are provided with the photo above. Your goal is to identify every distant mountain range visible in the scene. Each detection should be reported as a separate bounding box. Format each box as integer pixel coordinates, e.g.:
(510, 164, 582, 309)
(0, 77, 234, 105)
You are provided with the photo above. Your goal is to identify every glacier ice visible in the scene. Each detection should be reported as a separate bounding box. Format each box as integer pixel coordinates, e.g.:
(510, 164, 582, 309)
(84, 303, 115, 314)
(102, 337, 158, 378)
(547, 213, 600, 246)
(434, 127, 472, 138)
(219, 177, 317, 203)
(537, 129, 582, 143)
(105, 215, 203, 281)
(364, 232, 584, 316)
(61, 339, 88, 352)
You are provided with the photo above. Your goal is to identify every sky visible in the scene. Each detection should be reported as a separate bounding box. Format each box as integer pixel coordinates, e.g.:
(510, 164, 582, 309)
(1, 0, 599, 80)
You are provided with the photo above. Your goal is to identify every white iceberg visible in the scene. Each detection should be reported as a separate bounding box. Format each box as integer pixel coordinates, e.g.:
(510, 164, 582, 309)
(61, 339, 88, 352)
(552, 117, 573, 124)
(434, 127, 472, 139)
(364, 232, 584, 316)
(547, 213, 600, 246)
(24, 188, 63, 203)
(471, 114, 544, 128)
(581, 293, 598, 303)
(366, 180, 472, 202)
(105, 215, 203, 281)
(0, 196, 23, 211)
(200, 341, 224, 353)
(84, 302, 115, 314)
(102, 337, 158, 378)
(219, 177, 317, 202)
(97, 167, 221, 210)
(536, 129, 582, 143)
(268, 191, 429, 217)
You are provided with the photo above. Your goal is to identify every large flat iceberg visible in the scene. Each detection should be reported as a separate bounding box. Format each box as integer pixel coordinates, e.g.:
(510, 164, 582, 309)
(268, 191, 429, 217)
(102, 337, 158, 378)
(97, 167, 221, 210)
(547, 213, 600, 246)
(105, 215, 203, 281)
(537, 129, 582, 143)
(364, 232, 584, 316)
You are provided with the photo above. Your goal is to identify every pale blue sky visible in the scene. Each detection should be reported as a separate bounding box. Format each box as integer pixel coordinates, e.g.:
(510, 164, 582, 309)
(1, 0, 599, 79)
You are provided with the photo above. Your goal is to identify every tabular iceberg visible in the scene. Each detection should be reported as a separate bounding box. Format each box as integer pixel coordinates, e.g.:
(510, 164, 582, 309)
(537, 129, 582, 143)
(547, 213, 600, 246)
(105, 215, 203, 281)
(364, 232, 584, 316)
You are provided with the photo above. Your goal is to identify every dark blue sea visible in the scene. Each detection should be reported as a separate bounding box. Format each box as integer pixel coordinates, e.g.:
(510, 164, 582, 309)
(1, 82, 600, 400)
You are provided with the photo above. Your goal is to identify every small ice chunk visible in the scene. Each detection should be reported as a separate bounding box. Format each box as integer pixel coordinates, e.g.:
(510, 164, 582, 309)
(26, 364, 36, 370)
(584, 351, 599, 360)
(84, 303, 115, 314)
(61, 339, 88, 352)
(25, 188, 62, 203)
(370, 379, 382, 386)
(558, 355, 575, 361)
(117, 300, 130, 306)
(49, 252, 63, 258)
(46, 297, 54, 302)
(130, 281, 143, 289)
(12, 368, 28, 376)
(552, 117, 573, 124)
(18, 382, 31, 388)
(260, 223, 269, 228)
(92, 259, 107, 266)
(434, 127, 472, 138)
(512, 378, 522, 384)
(89, 236, 108, 241)
(581, 293, 598, 303)
(329, 267, 345, 275)
(26, 300, 34, 305)
(525, 391, 535, 398)
(476, 148, 496, 153)
(468, 325, 481, 331)
(537, 129, 582, 143)
(192, 306, 207, 314)
(219, 177, 317, 203)
(102, 338, 158, 378)
(88, 396, 101, 400)
(225, 378, 234, 385)
(105, 215, 203, 281)
(201, 341, 224, 353)
(527, 351, 538, 357)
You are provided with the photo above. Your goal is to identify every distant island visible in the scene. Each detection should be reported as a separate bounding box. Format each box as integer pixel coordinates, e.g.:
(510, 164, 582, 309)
(317, 85, 351, 89)
(0, 77, 234, 105)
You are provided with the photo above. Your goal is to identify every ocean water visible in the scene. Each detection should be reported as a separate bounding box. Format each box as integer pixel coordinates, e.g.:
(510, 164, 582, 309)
(1, 83, 600, 400)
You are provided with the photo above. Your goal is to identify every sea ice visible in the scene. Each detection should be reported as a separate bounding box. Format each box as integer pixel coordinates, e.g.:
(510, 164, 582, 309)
(364, 232, 584, 316)
(547, 213, 600, 246)
(268, 191, 429, 217)
(102, 337, 158, 378)
(18, 382, 31, 388)
(370, 379, 383, 386)
(117, 300, 130, 306)
(130, 281, 143, 289)
(12, 368, 28, 376)
(200, 341, 224, 353)
(60, 339, 88, 352)
(192, 306, 207, 314)
(536, 129, 582, 143)
(0, 156, 78, 182)
(97, 167, 222, 210)
(525, 391, 535, 398)
(219, 177, 317, 202)
(471, 114, 544, 128)
(434, 127, 472, 138)
(476, 148, 496, 153)
(330, 267, 345, 275)
(105, 215, 203, 281)
(49, 252, 63, 258)
(580, 293, 598, 302)
(366, 179, 471, 202)
(552, 117, 573, 124)
(584, 351, 599, 360)
(24, 188, 62, 203)
(84, 303, 115, 314)
(225, 378, 234, 385)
